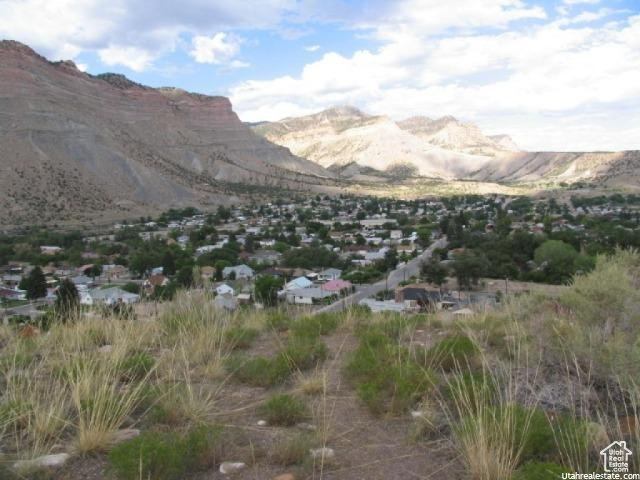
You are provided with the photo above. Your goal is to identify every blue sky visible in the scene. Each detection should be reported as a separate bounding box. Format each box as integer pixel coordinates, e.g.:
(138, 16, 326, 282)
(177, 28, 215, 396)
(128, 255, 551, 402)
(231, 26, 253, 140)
(1, 0, 639, 151)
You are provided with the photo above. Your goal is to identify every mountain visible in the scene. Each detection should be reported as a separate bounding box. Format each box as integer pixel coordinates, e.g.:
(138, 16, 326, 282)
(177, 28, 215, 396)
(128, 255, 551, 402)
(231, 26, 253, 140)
(253, 107, 517, 179)
(396, 115, 518, 157)
(471, 150, 640, 187)
(0, 40, 336, 226)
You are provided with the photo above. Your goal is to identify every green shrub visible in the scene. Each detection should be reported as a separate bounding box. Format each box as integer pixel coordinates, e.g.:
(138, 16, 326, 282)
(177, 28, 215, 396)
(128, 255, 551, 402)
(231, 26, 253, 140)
(345, 330, 436, 416)
(108, 426, 225, 480)
(512, 461, 570, 479)
(225, 327, 259, 349)
(227, 356, 278, 387)
(260, 394, 309, 426)
(357, 362, 436, 416)
(291, 314, 340, 340)
(266, 312, 292, 332)
(108, 431, 184, 480)
(421, 335, 479, 371)
(271, 433, 313, 465)
(443, 371, 496, 412)
(277, 338, 328, 371)
(183, 425, 225, 471)
(119, 352, 155, 382)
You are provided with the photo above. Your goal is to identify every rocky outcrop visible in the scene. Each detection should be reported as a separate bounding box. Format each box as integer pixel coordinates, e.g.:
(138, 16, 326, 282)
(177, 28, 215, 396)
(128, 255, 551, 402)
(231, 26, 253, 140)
(0, 40, 336, 226)
(253, 107, 515, 179)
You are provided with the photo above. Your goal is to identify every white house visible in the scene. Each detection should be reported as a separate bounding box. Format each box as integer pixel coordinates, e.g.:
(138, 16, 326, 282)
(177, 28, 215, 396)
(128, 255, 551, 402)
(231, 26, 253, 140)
(222, 264, 254, 280)
(318, 268, 342, 282)
(285, 288, 334, 305)
(216, 283, 235, 296)
(91, 287, 140, 306)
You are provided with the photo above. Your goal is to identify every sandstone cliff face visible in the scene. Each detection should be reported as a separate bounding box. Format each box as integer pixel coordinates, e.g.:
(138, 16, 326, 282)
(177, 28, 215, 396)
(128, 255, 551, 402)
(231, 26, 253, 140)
(253, 107, 515, 179)
(0, 40, 334, 226)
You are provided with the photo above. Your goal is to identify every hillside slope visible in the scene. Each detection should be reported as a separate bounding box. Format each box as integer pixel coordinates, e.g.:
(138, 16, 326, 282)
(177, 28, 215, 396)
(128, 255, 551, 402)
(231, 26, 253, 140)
(0, 40, 335, 226)
(471, 150, 640, 187)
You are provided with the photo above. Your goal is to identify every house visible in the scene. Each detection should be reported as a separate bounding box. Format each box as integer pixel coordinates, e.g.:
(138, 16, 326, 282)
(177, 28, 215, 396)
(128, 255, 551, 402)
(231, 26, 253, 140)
(248, 250, 281, 264)
(359, 298, 418, 313)
(284, 276, 313, 291)
(322, 279, 352, 293)
(318, 268, 342, 282)
(91, 287, 140, 305)
(222, 264, 254, 280)
(71, 275, 93, 288)
(40, 246, 62, 255)
(216, 283, 235, 296)
(0, 286, 25, 301)
(285, 288, 335, 305)
(1, 274, 22, 288)
(102, 264, 128, 280)
(395, 285, 442, 310)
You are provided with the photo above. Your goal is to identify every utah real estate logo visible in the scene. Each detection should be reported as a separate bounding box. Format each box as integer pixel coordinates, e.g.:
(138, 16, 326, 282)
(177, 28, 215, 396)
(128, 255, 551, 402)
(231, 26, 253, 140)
(600, 441, 632, 474)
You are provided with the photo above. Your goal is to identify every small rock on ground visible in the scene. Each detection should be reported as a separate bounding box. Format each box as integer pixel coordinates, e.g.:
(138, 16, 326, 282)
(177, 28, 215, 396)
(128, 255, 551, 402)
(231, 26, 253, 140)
(273, 474, 296, 480)
(309, 447, 335, 460)
(219, 461, 247, 474)
(110, 428, 140, 445)
(14, 453, 70, 471)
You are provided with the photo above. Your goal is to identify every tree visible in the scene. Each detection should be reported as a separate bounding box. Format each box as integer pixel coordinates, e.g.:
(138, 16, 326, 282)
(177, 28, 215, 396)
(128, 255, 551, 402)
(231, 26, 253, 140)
(254, 275, 284, 306)
(176, 265, 194, 288)
(452, 252, 488, 291)
(421, 257, 448, 289)
(384, 248, 398, 270)
(534, 240, 578, 284)
(55, 278, 80, 321)
(21, 266, 47, 299)
(162, 251, 176, 276)
(87, 264, 102, 279)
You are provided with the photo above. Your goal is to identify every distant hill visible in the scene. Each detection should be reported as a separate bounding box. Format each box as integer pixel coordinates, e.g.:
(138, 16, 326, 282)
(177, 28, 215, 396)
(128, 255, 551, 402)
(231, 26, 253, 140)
(252, 106, 518, 179)
(0, 40, 336, 226)
(253, 106, 640, 187)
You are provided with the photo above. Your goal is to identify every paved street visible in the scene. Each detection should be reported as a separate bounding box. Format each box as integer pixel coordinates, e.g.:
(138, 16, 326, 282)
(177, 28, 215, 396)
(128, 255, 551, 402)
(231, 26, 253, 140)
(315, 237, 447, 314)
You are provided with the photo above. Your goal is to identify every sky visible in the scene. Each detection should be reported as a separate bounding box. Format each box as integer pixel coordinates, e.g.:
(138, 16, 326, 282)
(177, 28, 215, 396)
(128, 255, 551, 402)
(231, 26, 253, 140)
(1, 0, 639, 151)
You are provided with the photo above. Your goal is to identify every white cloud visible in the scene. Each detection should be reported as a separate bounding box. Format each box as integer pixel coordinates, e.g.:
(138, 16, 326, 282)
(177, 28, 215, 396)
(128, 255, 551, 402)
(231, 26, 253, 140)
(189, 33, 242, 65)
(0, 0, 295, 69)
(563, 0, 600, 5)
(305, 44, 320, 52)
(231, 12, 640, 151)
(98, 45, 156, 71)
(76, 63, 89, 72)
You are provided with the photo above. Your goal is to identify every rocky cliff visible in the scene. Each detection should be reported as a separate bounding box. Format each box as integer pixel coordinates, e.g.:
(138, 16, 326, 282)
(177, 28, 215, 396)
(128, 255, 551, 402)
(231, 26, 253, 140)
(0, 40, 335, 226)
(253, 107, 516, 179)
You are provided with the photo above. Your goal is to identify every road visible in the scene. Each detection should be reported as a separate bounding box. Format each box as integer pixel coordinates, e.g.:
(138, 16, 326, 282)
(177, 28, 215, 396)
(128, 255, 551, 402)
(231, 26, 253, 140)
(315, 237, 448, 314)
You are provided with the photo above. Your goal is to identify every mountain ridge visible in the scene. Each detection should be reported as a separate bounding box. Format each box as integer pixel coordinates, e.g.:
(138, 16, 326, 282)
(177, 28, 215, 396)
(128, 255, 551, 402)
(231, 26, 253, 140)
(0, 40, 338, 226)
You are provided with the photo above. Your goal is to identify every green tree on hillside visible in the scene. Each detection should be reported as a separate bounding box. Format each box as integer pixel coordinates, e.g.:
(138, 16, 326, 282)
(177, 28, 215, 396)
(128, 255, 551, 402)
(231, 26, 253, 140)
(452, 252, 488, 291)
(20, 266, 47, 299)
(254, 275, 284, 306)
(421, 257, 448, 289)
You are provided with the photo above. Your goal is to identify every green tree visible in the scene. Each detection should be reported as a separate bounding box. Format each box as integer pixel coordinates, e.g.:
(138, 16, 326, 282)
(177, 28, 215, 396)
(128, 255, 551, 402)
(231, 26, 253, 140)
(421, 257, 448, 288)
(55, 278, 80, 321)
(254, 275, 284, 306)
(452, 252, 488, 290)
(534, 240, 578, 284)
(176, 265, 194, 288)
(162, 251, 176, 276)
(21, 266, 47, 299)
